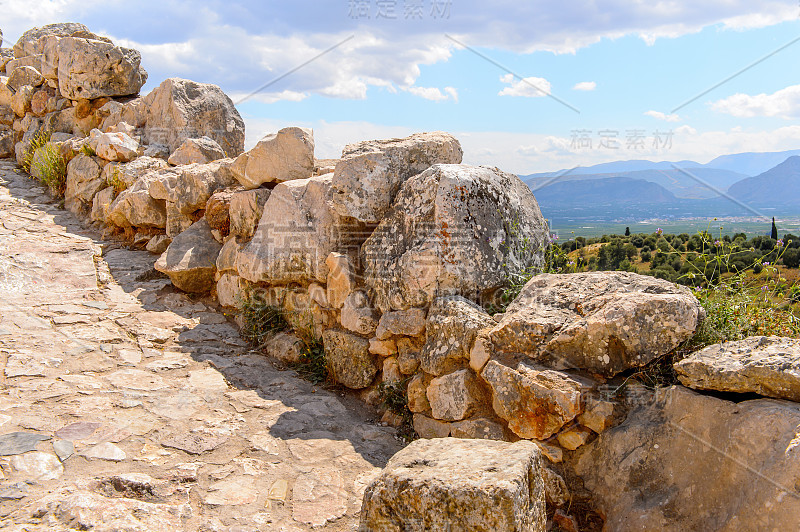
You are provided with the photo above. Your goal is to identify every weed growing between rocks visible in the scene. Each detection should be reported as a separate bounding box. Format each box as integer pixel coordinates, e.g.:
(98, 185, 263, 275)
(239, 289, 291, 346)
(293, 335, 329, 385)
(21, 129, 52, 173)
(106, 166, 126, 197)
(378, 378, 416, 442)
(31, 142, 68, 196)
(79, 144, 96, 157)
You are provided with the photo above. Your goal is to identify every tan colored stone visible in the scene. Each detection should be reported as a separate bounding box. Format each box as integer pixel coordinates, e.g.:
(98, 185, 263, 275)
(675, 336, 800, 401)
(382, 357, 402, 385)
(490, 271, 702, 376)
(426, 369, 484, 422)
(481, 361, 582, 440)
(340, 291, 379, 336)
(556, 425, 592, 451)
(469, 335, 493, 373)
(167, 136, 226, 166)
(407, 373, 431, 413)
(412, 414, 450, 438)
(375, 308, 426, 340)
(229, 188, 270, 240)
(368, 338, 397, 357)
(155, 219, 222, 293)
(450, 417, 505, 440)
(323, 329, 377, 389)
(57, 37, 146, 100)
(231, 127, 314, 189)
(359, 438, 546, 531)
(263, 332, 304, 364)
(577, 397, 615, 434)
(325, 252, 356, 309)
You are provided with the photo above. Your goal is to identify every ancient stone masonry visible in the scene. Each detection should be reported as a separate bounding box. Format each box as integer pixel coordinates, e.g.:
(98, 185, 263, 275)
(5, 22, 800, 531)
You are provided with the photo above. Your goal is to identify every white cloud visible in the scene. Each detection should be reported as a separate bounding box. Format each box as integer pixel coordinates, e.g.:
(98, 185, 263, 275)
(498, 74, 552, 98)
(645, 110, 681, 122)
(710, 84, 800, 118)
(572, 81, 596, 91)
(3, 0, 793, 102)
(404, 86, 459, 102)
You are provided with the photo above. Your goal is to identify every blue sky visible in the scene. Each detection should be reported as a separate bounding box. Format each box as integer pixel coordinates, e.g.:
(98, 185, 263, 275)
(5, 1, 800, 173)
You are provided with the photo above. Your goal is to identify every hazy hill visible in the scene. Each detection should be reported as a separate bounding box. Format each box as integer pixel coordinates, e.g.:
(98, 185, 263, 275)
(533, 176, 677, 206)
(527, 167, 746, 199)
(728, 156, 800, 207)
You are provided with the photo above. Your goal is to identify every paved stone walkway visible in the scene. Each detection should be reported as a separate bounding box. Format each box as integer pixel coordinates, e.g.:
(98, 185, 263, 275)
(0, 160, 401, 531)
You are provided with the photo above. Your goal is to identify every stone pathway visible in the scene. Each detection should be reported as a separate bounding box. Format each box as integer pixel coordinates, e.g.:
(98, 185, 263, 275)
(0, 160, 401, 531)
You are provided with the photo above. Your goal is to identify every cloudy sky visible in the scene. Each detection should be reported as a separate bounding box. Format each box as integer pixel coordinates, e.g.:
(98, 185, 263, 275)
(4, 1, 800, 173)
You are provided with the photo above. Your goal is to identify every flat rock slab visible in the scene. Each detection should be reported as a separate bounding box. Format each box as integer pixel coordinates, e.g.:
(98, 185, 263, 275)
(675, 336, 800, 401)
(55, 422, 102, 441)
(360, 437, 546, 531)
(0, 432, 51, 456)
(161, 433, 228, 455)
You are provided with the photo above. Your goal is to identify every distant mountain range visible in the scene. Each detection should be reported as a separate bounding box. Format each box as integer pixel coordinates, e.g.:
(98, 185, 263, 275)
(525, 149, 800, 223)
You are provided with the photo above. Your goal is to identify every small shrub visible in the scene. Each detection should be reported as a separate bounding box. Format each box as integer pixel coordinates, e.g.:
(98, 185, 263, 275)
(293, 335, 328, 385)
(239, 289, 290, 346)
(378, 378, 416, 441)
(30, 142, 67, 196)
(106, 166, 126, 197)
(21, 129, 53, 173)
(79, 144, 97, 157)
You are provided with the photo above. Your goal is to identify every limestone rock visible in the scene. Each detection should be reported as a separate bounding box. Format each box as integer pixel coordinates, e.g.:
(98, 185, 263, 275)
(490, 271, 702, 376)
(13, 22, 89, 58)
(231, 127, 314, 189)
(407, 373, 431, 413)
(149, 160, 236, 215)
(421, 295, 494, 376)
(11, 84, 34, 117)
(142, 78, 245, 156)
(90, 186, 115, 223)
(332, 132, 462, 224)
(0, 77, 12, 107)
(215, 272, 243, 308)
(5, 55, 43, 78)
(574, 385, 800, 531)
(57, 37, 146, 100)
(412, 414, 450, 438)
(481, 361, 582, 440)
(449, 417, 506, 440)
(65, 154, 104, 213)
(369, 338, 397, 358)
(29, 88, 51, 116)
(340, 291, 380, 336)
(107, 172, 167, 228)
(541, 468, 570, 509)
(426, 369, 485, 422)
(168, 135, 226, 166)
(236, 175, 362, 284)
(363, 164, 548, 311)
(397, 337, 421, 375)
(155, 219, 222, 293)
(104, 156, 167, 189)
(556, 426, 592, 450)
(205, 188, 236, 237)
(229, 188, 270, 240)
(93, 131, 139, 163)
(359, 438, 546, 531)
(375, 309, 426, 340)
(7, 65, 44, 91)
(10, 452, 63, 481)
(145, 234, 171, 255)
(577, 397, 615, 434)
(326, 252, 356, 309)
(215, 237, 240, 273)
(0, 49, 14, 72)
(263, 332, 304, 364)
(323, 329, 377, 389)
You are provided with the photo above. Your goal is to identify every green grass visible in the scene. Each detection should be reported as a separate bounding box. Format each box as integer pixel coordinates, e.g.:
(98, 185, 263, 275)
(31, 144, 67, 197)
(377, 377, 416, 442)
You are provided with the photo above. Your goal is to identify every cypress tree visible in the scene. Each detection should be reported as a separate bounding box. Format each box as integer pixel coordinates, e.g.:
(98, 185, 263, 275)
(625, 227, 631, 236)
(771, 217, 778, 241)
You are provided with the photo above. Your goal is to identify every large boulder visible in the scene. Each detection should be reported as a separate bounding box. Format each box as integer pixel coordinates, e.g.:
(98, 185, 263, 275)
(142, 78, 245, 157)
(57, 37, 146, 100)
(489, 271, 702, 376)
(675, 336, 800, 401)
(0, 131, 14, 158)
(574, 385, 800, 531)
(167, 136, 226, 166)
(360, 438, 546, 531)
(64, 154, 104, 213)
(103, 156, 168, 190)
(106, 172, 167, 228)
(331, 132, 462, 224)
(93, 131, 139, 162)
(481, 361, 583, 440)
(421, 295, 495, 376)
(12, 23, 90, 58)
(231, 127, 314, 189)
(155, 219, 222, 293)
(363, 164, 549, 312)
(236, 174, 362, 284)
